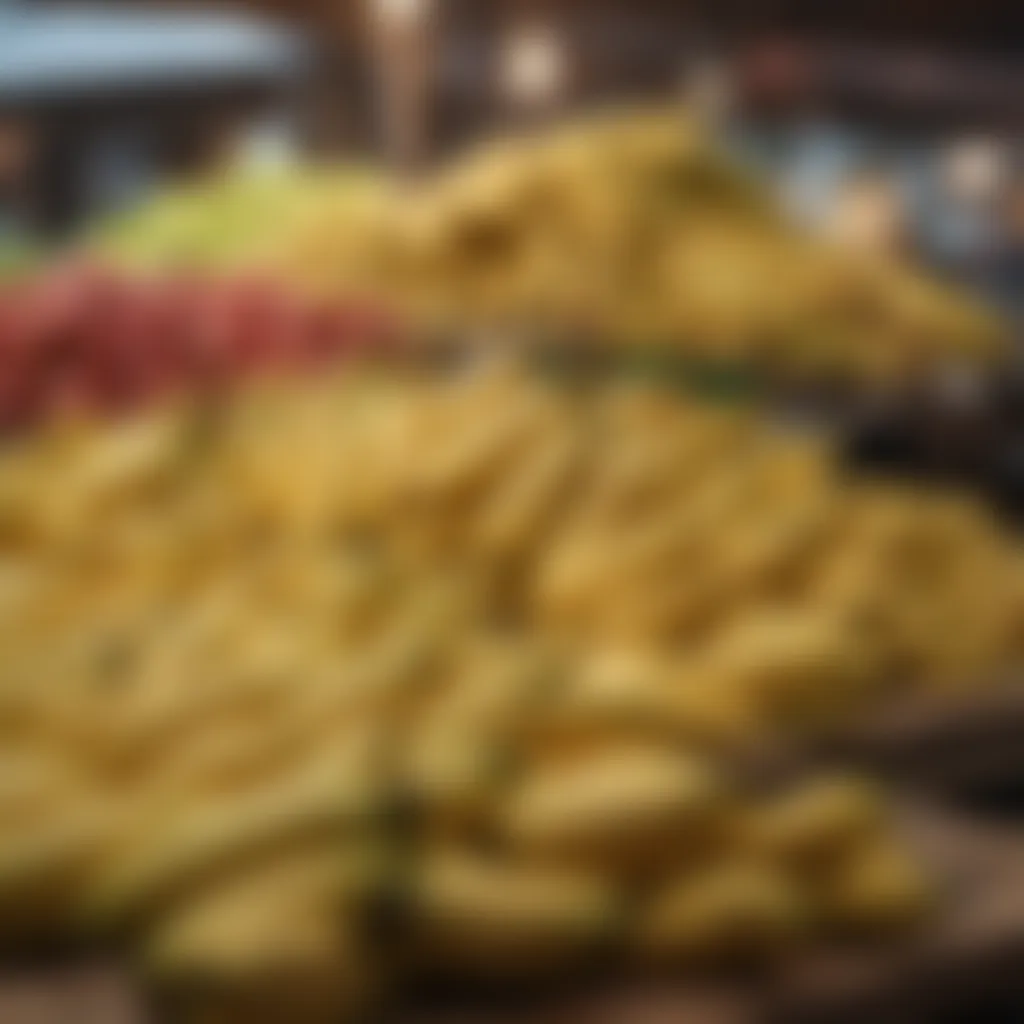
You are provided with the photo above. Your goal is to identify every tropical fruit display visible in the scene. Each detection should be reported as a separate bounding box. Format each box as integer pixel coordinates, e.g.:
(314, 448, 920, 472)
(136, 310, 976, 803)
(1, 106, 1018, 1024)
(0, 264, 401, 431)
(0, 368, 939, 1022)
(93, 110, 1006, 387)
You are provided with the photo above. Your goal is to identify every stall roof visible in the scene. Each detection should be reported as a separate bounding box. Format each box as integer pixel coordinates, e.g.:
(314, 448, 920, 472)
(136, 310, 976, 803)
(0, 4, 308, 104)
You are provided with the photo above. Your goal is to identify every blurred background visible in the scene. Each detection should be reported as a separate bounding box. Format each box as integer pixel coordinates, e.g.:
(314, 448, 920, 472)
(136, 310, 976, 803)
(0, 0, 1020, 315)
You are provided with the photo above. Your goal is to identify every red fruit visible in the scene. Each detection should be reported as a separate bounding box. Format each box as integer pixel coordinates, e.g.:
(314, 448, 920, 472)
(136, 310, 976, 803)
(28, 264, 116, 349)
(257, 295, 307, 369)
(46, 368, 101, 421)
(0, 266, 404, 433)
(186, 288, 238, 381)
(218, 278, 284, 366)
(0, 367, 40, 429)
(302, 305, 347, 363)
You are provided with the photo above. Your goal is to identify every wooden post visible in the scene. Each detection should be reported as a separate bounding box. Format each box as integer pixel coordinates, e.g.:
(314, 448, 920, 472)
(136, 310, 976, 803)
(498, 19, 568, 127)
(366, 0, 433, 176)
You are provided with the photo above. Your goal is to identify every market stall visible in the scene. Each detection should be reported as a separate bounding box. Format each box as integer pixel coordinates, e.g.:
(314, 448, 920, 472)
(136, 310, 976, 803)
(0, 5, 1022, 1022)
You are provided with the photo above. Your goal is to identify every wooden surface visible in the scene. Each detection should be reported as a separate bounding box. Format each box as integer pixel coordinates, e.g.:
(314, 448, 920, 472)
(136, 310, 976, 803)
(0, 962, 148, 1024)
(817, 683, 1024, 797)
(1, 808, 1023, 1024)
(400, 805, 1024, 1024)
(735, 682, 1024, 799)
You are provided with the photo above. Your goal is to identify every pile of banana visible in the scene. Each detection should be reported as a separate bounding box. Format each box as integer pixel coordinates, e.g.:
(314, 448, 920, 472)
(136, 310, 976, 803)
(0, 363, 1018, 1018)
(330, 366, 1024, 730)
(366, 112, 1002, 379)
(91, 111, 1004, 387)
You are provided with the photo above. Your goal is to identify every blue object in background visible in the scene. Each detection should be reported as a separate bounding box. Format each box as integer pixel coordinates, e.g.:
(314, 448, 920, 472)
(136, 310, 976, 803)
(0, 3, 312, 236)
(0, 3, 307, 103)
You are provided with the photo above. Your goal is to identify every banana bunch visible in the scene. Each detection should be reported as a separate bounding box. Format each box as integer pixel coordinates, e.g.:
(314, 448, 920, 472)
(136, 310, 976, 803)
(0, 370, 948, 1021)
(88, 109, 1003, 386)
(318, 366, 1024, 733)
(275, 108, 1002, 384)
(4, 365, 1019, 742)
(91, 165, 391, 277)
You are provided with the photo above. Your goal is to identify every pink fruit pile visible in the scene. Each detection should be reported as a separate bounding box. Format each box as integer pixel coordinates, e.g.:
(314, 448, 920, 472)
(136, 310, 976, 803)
(0, 265, 402, 430)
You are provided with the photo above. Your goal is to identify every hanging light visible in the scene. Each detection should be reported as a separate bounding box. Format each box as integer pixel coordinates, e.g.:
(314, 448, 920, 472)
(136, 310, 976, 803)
(942, 137, 1008, 206)
(826, 173, 908, 256)
(500, 22, 567, 111)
